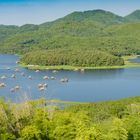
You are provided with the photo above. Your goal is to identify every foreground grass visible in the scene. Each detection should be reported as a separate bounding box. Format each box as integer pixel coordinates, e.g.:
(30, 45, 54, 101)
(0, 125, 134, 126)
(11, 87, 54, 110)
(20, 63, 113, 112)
(21, 55, 140, 70)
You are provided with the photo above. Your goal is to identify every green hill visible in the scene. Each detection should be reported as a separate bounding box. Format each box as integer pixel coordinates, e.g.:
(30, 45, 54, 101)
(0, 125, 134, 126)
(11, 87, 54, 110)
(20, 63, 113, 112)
(0, 9, 140, 67)
(59, 9, 125, 24)
(0, 25, 18, 41)
(125, 10, 140, 22)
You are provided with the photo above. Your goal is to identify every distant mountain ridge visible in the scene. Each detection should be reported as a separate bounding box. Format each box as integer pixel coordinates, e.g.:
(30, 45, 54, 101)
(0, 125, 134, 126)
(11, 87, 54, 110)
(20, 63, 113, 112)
(41, 9, 140, 27)
(0, 9, 140, 56)
(57, 9, 125, 25)
(1, 9, 140, 28)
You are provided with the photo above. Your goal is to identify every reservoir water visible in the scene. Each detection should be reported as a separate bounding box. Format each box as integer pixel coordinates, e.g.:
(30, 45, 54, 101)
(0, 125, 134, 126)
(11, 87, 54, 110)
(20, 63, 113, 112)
(0, 54, 140, 102)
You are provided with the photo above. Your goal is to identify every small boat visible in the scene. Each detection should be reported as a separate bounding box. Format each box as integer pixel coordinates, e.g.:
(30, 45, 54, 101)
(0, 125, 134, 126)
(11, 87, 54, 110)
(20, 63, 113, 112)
(60, 78, 69, 83)
(38, 83, 48, 91)
(43, 76, 49, 80)
(10, 85, 21, 92)
(39, 87, 46, 91)
(35, 70, 40, 72)
(1, 75, 7, 80)
(60, 79, 65, 83)
(38, 84, 43, 88)
(43, 83, 48, 87)
(52, 70, 58, 73)
(14, 85, 20, 90)
(11, 74, 16, 78)
(50, 76, 56, 80)
(10, 88, 15, 92)
(74, 68, 79, 71)
(64, 78, 69, 82)
(6, 67, 10, 70)
(28, 76, 32, 80)
(81, 69, 85, 72)
(38, 83, 48, 88)
(0, 83, 6, 88)
(16, 61, 20, 64)
(15, 68, 20, 72)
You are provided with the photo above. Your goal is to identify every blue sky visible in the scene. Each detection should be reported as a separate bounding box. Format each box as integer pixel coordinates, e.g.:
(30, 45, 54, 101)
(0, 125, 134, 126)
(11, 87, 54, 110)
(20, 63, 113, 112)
(0, 0, 139, 25)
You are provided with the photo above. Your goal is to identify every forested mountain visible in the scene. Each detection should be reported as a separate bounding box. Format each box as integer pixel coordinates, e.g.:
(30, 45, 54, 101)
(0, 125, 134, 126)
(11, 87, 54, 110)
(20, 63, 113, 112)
(0, 25, 18, 41)
(125, 10, 140, 22)
(58, 9, 125, 24)
(0, 9, 140, 67)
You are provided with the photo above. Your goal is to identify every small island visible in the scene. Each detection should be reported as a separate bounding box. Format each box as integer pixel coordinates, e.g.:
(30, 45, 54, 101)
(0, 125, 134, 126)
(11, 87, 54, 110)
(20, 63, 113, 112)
(21, 54, 140, 70)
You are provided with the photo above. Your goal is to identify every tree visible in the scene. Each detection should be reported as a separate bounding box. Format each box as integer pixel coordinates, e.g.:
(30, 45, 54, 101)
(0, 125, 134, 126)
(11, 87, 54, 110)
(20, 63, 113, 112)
(108, 118, 128, 140)
(124, 116, 140, 140)
(21, 125, 42, 140)
(76, 125, 103, 140)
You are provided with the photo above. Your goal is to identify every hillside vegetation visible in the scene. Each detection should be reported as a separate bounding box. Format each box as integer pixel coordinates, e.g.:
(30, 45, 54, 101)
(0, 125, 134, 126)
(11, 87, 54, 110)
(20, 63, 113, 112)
(0, 9, 140, 67)
(1, 97, 140, 139)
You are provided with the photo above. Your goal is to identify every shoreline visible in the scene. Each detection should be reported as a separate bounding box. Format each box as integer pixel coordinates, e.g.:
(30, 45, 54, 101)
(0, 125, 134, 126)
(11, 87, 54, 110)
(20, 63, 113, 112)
(20, 55, 140, 71)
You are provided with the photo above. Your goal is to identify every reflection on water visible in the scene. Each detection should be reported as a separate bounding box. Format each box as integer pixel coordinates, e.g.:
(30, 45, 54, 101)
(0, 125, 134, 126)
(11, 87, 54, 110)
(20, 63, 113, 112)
(0, 54, 140, 102)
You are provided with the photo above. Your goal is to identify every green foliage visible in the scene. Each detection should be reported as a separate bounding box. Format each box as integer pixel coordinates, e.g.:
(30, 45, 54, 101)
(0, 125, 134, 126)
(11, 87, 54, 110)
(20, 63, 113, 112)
(76, 125, 103, 140)
(21, 125, 42, 140)
(21, 49, 124, 67)
(0, 133, 16, 140)
(124, 116, 140, 140)
(108, 118, 128, 140)
(0, 97, 140, 139)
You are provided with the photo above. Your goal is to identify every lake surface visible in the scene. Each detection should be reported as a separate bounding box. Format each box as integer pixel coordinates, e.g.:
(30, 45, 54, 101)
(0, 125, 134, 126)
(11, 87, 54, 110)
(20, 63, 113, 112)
(0, 54, 140, 103)
(129, 56, 140, 63)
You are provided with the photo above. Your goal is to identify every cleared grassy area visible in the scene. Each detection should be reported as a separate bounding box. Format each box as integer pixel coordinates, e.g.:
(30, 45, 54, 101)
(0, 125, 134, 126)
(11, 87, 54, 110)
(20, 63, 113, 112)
(21, 55, 140, 70)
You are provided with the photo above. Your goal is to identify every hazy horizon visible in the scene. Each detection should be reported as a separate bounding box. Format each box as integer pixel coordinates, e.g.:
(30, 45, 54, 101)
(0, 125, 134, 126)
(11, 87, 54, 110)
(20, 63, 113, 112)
(0, 0, 139, 25)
